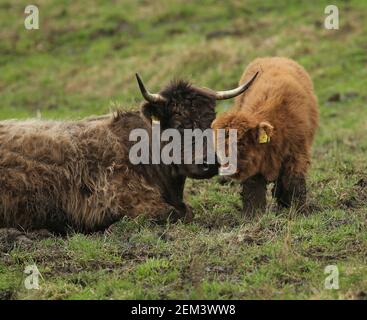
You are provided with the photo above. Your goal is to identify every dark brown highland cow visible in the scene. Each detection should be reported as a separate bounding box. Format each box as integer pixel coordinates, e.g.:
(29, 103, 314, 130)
(0, 74, 256, 233)
(212, 57, 319, 215)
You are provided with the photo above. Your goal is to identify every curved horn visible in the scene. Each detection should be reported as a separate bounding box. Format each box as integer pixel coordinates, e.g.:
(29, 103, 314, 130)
(214, 72, 259, 100)
(136, 73, 166, 103)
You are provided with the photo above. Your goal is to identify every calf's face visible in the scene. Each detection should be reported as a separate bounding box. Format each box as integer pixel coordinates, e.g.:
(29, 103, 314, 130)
(136, 73, 258, 179)
(212, 112, 274, 181)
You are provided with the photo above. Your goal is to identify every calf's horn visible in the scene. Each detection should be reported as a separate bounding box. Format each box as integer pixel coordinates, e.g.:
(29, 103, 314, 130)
(136, 73, 167, 103)
(214, 72, 259, 100)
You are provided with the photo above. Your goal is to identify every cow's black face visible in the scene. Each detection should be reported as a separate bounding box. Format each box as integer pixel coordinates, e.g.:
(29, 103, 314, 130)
(137, 73, 258, 179)
(141, 81, 219, 179)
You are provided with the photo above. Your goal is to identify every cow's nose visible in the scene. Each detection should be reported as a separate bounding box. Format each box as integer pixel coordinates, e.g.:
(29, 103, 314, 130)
(202, 160, 210, 171)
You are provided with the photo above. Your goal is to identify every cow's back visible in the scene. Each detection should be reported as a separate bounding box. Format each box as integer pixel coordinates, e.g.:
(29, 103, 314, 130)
(0, 116, 130, 232)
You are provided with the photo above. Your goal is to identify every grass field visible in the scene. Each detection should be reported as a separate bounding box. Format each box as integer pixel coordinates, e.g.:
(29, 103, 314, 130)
(0, 0, 366, 299)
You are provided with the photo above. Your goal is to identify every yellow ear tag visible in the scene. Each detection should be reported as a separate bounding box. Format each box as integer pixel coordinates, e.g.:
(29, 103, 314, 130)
(151, 116, 160, 124)
(259, 130, 270, 144)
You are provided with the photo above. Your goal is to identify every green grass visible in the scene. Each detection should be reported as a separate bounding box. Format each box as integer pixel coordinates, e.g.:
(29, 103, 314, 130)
(0, 0, 366, 300)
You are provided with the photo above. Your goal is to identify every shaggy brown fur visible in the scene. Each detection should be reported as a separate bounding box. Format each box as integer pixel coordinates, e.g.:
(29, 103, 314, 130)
(0, 79, 220, 233)
(212, 57, 319, 215)
(0, 113, 165, 232)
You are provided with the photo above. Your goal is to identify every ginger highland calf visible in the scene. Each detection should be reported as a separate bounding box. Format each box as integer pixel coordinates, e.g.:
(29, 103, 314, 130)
(212, 57, 319, 216)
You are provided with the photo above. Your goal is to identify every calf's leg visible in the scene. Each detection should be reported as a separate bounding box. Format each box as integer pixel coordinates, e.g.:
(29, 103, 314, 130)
(277, 174, 307, 210)
(241, 174, 267, 217)
(276, 156, 308, 210)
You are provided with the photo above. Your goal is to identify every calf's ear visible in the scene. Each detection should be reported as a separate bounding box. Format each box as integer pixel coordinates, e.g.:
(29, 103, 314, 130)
(257, 121, 274, 144)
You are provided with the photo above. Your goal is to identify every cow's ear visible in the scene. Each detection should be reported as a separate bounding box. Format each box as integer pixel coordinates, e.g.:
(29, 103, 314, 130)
(257, 121, 274, 144)
(141, 103, 165, 124)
